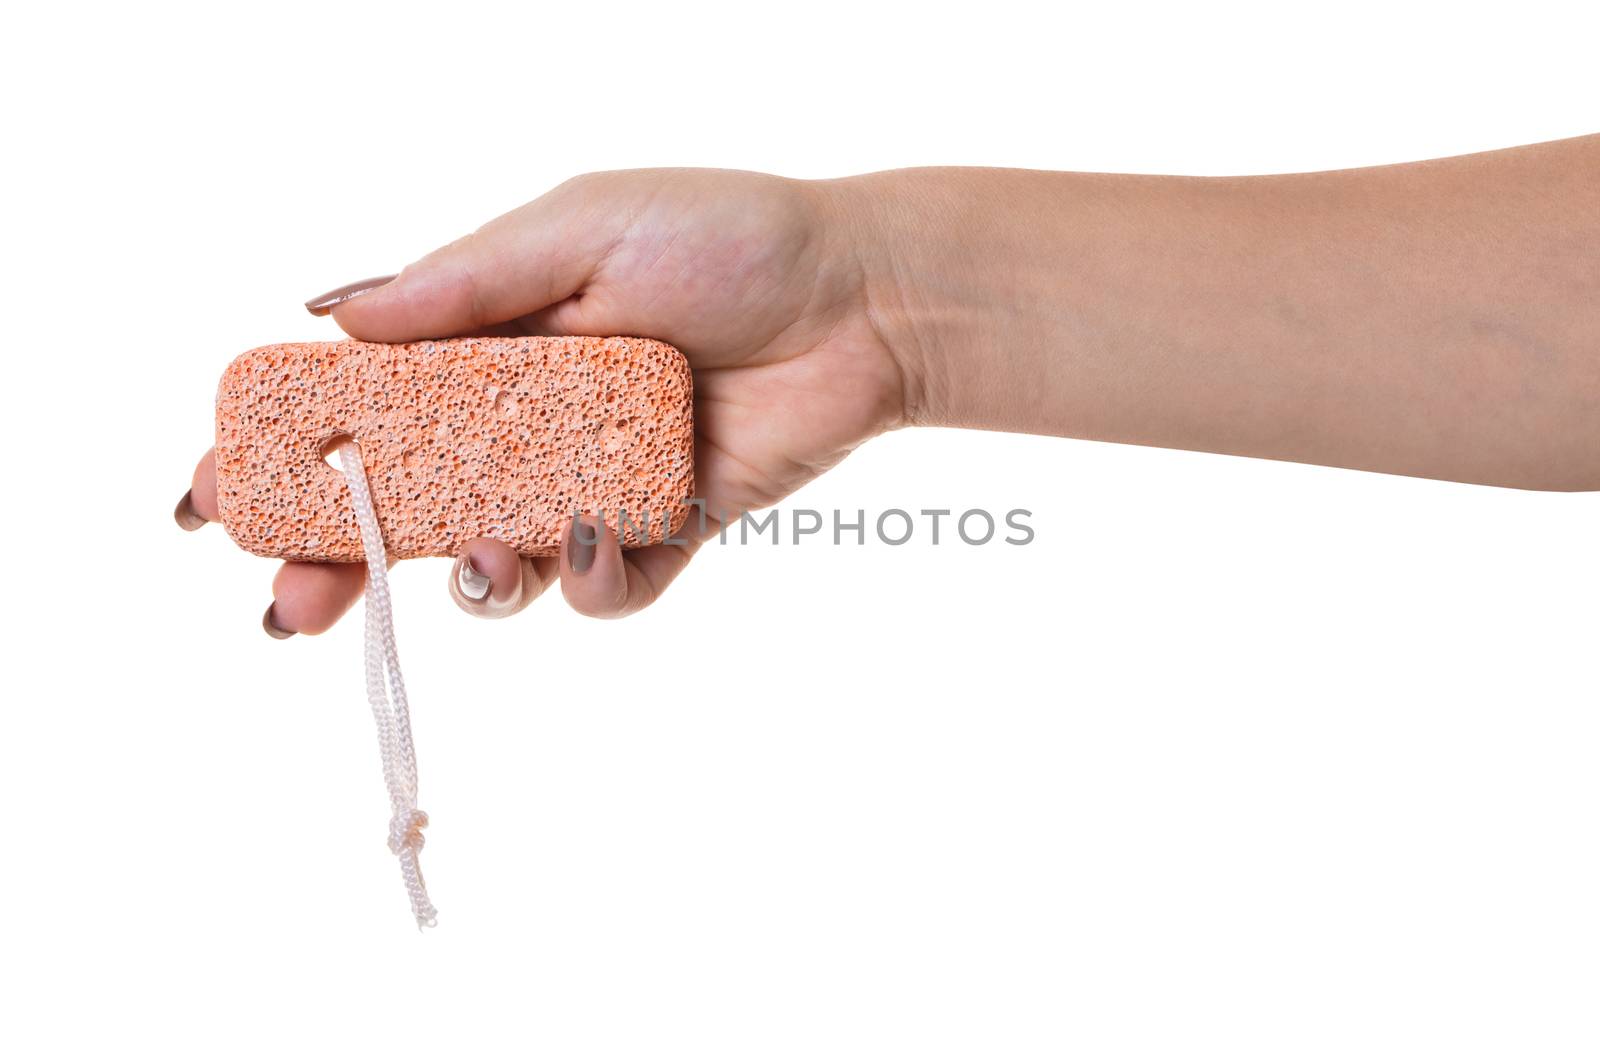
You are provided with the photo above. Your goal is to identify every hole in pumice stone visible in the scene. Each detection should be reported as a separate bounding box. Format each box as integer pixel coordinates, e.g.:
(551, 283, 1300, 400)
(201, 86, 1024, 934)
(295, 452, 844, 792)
(319, 433, 358, 473)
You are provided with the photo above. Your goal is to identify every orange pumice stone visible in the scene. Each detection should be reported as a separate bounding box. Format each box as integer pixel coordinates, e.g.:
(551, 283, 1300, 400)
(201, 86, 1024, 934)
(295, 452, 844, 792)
(215, 337, 694, 561)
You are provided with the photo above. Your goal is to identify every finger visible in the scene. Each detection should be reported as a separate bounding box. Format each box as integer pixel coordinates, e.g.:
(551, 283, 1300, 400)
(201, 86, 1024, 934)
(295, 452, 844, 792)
(447, 537, 557, 620)
(326, 178, 633, 344)
(558, 516, 698, 619)
(264, 560, 367, 639)
(175, 448, 218, 531)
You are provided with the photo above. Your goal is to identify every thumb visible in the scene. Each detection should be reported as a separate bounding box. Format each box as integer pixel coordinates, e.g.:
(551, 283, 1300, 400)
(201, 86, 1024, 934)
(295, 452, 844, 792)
(319, 178, 631, 343)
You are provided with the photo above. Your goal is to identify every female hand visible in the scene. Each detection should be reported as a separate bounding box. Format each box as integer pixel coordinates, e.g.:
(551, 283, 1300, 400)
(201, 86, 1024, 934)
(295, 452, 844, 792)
(177, 169, 913, 633)
(180, 137, 1600, 636)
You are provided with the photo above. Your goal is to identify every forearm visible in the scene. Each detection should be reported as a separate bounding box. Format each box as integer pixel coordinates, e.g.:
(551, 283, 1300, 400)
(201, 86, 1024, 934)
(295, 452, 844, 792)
(842, 136, 1600, 490)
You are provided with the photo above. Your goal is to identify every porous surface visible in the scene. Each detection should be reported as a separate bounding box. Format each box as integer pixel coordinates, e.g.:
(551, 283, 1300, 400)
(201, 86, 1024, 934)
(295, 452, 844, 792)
(215, 337, 694, 561)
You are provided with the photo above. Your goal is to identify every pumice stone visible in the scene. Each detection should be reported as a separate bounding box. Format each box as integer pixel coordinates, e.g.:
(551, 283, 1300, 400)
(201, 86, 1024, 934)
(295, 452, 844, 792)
(214, 336, 696, 561)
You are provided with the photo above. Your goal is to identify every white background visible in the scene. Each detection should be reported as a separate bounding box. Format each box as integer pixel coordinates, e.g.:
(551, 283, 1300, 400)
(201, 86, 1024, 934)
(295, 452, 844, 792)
(2, 1, 1597, 1040)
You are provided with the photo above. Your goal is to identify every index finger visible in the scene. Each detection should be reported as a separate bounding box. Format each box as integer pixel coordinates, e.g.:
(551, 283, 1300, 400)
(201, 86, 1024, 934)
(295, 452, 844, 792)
(327, 176, 634, 344)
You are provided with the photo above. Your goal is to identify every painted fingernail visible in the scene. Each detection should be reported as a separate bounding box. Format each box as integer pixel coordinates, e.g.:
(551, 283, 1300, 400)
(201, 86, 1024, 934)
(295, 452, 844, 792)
(451, 552, 524, 616)
(174, 491, 207, 531)
(304, 274, 396, 317)
(262, 603, 295, 640)
(568, 520, 597, 574)
(455, 555, 492, 602)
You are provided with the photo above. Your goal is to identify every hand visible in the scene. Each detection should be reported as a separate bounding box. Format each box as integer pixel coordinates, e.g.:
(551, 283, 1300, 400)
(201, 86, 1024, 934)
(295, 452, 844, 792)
(180, 138, 1600, 639)
(177, 169, 913, 632)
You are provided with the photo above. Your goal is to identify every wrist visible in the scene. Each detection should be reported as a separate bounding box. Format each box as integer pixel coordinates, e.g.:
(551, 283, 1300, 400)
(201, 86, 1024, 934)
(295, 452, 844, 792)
(827, 168, 1074, 433)
(818, 172, 938, 427)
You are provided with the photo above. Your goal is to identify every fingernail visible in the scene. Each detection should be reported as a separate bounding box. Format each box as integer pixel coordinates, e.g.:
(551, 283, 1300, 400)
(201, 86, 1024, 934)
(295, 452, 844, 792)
(174, 491, 207, 531)
(455, 555, 492, 601)
(452, 552, 524, 616)
(262, 603, 295, 640)
(304, 274, 396, 317)
(568, 520, 597, 574)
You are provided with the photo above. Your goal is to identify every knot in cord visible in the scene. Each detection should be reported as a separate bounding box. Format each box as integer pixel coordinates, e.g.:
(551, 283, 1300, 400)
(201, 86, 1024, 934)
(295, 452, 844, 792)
(388, 809, 430, 856)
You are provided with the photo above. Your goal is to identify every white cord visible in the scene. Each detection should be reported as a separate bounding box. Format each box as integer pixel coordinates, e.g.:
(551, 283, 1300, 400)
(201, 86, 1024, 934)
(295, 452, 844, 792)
(339, 441, 438, 929)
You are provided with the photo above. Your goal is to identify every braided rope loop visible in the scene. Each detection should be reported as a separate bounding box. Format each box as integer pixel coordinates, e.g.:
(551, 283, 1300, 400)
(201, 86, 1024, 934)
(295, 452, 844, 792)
(339, 441, 437, 929)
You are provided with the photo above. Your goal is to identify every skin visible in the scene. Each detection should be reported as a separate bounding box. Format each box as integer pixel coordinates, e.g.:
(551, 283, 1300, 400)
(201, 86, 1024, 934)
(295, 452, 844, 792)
(176, 135, 1600, 634)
